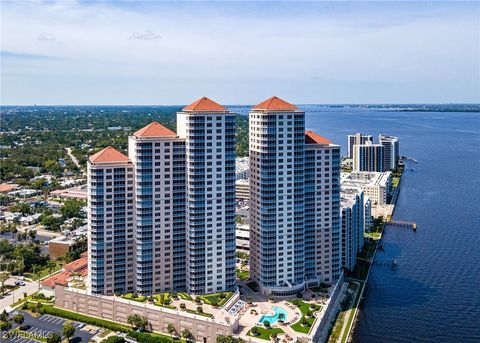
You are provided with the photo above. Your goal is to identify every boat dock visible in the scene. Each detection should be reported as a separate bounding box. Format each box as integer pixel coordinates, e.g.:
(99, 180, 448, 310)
(387, 220, 417, 231)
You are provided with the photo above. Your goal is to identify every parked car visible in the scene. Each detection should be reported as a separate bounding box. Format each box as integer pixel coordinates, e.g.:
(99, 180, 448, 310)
(14, 281, 26, 286)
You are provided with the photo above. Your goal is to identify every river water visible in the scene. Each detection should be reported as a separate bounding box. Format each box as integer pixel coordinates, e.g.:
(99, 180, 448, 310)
(299, 106, 480, 343)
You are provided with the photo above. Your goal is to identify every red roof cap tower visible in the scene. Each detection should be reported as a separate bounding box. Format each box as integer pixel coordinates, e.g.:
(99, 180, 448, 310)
(305, 130, 333, 145)
(133, 121, 176, 138)
(182, 97, 228, 112)
(88, 146, 130, 164)
(253, 96, 298, 111)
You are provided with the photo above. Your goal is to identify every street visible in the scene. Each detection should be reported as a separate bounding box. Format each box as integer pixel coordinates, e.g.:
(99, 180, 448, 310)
(0, 277, 39, 312)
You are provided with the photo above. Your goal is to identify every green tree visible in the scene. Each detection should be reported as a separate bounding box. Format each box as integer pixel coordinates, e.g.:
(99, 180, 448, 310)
(0, 271, 11, 295)
(60, 199, 85, 219)
(127, 314, 148, 331)
(46, 333, 62, 343)
(28, 229, 37, 241)
(181, 329, 193, 341)
(167, 323, 176, 336)
(63, 323, 75, 342)
(12, 314, 24, 325)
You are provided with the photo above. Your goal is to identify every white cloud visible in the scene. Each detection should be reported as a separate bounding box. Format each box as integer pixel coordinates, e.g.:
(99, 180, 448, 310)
(38, 32, 56, 42)
(129, 30, 161, 40)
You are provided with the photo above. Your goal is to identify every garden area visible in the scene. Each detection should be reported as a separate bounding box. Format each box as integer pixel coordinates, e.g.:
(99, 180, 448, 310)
(289, 299, 322, 334)
(197, 291, 234, 307)
(247, 326, 284, 341)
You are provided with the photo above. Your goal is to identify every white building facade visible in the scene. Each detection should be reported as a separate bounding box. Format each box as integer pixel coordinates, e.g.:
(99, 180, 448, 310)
(379, 134, 400, 171)
(249, 97, 306, 296)
(128, 122, 186, 294)
(177, 97, 237, 294)
(304, 131, 342, 285)
(87, 147, 136, 295)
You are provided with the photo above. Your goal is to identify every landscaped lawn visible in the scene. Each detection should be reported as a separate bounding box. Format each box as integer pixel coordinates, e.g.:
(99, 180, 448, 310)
(392, 177, 400, 188)
(177, 292, 193, 301)
(122, 293, 147, 302)
(24, 261, 64, 281)
(247, 327, 284, 341)
(186, 309, 214, 318)
(289, 300, 322, 334)
(236, 268, 249, 281)
(198, 291, 233, 307)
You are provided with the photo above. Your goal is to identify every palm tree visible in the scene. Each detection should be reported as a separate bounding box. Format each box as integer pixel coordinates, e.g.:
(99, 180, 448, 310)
(167, 324, 176, 337)
(0, 271, 10, 295)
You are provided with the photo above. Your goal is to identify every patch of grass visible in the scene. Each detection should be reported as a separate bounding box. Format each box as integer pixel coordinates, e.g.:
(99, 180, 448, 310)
(236, 269, 249, 281)
(198, 292, 233, 307)
(177, 292, 192, 301)
(122, 293, 147, 302)
(24, 262, 64, 281)
(97, 329, 112, 338)
(289, 300, 321, 334)
(392, 177, 400, 188)
(247, 327, 284, 341)
(185, 309, 213, 318)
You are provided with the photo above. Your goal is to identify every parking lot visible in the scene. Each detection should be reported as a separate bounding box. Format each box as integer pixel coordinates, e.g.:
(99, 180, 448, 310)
(5, 311, 99, 343)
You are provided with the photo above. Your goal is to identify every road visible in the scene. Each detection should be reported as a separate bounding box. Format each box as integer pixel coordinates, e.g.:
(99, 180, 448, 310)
(66, 148, 84, 174)
(0, 277, 39, 312)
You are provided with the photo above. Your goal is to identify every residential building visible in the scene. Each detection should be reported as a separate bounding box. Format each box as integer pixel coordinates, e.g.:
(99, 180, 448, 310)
(341, 171, 392, 205)
(128, 122, 186, 294)
(304, 130, 342, 285)
(236, 157, 250, 180)
(347, 133, 373, 158)
(236, 179, 250, 200)
(87, 147, 136, 295)
(249, 96, 306, 296)
(352, 141, 385, 172)
(236, 224, 250, 253)
(340, 188, 365, 272)
(177, 97, 237, 294)
(379, 134, 400, 171)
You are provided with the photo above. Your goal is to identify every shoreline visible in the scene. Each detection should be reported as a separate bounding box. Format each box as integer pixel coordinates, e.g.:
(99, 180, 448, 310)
(329, 165, 405, 343)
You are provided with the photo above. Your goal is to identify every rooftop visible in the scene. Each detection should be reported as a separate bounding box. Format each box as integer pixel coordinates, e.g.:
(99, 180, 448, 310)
(305, 130, 332, 145)
(182, 97, 227, 112)
(89, 146, 130, 164)
(252, 96, 298, 111)
(133, 121, 176, 138)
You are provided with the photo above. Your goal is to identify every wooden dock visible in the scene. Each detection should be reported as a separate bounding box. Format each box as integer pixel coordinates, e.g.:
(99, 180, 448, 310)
(387, 220, 417, 231)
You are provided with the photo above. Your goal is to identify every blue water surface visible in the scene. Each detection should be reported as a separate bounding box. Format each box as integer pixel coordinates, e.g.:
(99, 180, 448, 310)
(293, 106, 479, 343)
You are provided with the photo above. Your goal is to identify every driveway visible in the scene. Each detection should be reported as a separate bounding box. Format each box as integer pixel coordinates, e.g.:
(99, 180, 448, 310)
(4, 311, 99, 343)
(0, 278, 39, 312)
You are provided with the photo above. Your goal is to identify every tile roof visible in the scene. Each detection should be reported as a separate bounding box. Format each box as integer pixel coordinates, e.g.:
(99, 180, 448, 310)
(0, 184, 16, 193)
(305, 130, 333, 145)
(88, 146, 130, 164)
(182, 97, 227, 112)
(252, 96, 298, 111)
(64, 256, 88, 272)
(133, 121, 176, 138)
(41, 271, 71, 288)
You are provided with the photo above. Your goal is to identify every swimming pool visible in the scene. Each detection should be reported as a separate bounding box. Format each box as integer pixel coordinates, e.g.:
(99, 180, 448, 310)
(258, 306, 288, 324)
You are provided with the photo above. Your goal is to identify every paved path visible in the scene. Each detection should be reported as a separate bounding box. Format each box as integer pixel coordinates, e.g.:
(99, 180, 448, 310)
(0, 277, 39, 312)
(66, 148, 82, 169)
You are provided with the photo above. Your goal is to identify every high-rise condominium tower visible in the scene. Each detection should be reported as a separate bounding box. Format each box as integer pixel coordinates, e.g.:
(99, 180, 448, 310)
(347, 133, 373, 159)
(379, 134, 400, 171)
(304, 131, 342, 284)
(353, 142, 385, 172)
(87, 147, 136, 295)
(249, 96, 306, 296)
(128, 122, 186, 294)
(177, 97, 237, 294)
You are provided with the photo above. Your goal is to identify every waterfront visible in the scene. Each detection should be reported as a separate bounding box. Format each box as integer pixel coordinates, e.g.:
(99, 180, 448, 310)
(298, 106, 480, 342)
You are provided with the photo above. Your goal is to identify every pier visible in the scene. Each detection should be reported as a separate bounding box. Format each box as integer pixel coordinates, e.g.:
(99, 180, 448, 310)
(387, 220, 417, 231)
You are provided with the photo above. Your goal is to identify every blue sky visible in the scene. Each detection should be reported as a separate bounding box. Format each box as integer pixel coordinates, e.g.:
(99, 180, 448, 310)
(1, 1, 479, 105)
